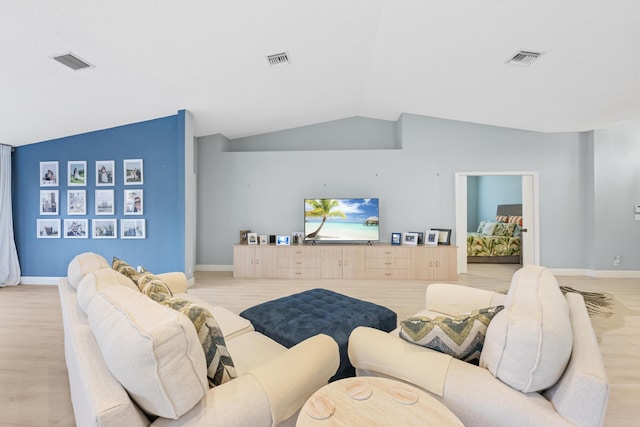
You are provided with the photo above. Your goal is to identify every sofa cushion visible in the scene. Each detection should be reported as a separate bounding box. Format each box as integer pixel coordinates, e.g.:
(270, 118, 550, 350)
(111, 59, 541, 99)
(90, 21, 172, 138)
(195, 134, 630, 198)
(399, 305, 504, 365)
(87, 286, 208, 419)
(480, 266, 573, 393)
(174, 293, 255, 340)
(68, 252, 110, 289)
(159, 297, 237, 387)
(76, 268, 139, 314)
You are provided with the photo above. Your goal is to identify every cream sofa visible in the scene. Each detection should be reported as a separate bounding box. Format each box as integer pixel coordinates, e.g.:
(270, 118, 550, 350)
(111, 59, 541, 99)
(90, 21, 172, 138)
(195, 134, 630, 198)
(59, 252, 339, 427)
(349, 266, 609, 427)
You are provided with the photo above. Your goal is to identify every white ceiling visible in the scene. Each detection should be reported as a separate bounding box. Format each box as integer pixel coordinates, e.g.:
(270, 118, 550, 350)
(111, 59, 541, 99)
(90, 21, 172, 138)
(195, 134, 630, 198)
(2, 1, 640, 147)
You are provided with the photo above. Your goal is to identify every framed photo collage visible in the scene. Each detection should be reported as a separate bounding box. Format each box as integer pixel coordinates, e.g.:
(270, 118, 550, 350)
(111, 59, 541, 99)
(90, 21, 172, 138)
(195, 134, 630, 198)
(37, 159, 146, 239)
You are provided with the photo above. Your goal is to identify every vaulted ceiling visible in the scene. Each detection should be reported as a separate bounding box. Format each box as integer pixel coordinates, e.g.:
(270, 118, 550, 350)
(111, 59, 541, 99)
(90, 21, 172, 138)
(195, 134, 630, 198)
(2, 1, 639, 146)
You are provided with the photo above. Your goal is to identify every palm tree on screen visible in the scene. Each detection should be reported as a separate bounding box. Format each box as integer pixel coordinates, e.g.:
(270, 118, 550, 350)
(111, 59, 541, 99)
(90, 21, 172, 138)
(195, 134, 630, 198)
(305, 199, 346, 238)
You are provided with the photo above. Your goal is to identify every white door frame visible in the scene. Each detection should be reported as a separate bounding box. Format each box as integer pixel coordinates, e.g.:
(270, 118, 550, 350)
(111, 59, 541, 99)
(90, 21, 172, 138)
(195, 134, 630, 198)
(455, 171, 540, 274)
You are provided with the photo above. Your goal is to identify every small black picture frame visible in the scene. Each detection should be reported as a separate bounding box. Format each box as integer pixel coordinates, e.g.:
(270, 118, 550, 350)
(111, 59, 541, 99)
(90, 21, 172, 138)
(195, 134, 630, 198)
(431, 228, 452, 245)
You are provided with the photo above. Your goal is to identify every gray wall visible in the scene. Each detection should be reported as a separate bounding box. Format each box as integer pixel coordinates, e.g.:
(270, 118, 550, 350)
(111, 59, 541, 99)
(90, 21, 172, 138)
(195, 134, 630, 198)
(593, 120, 640, 270)
(196, 113, 637, 271)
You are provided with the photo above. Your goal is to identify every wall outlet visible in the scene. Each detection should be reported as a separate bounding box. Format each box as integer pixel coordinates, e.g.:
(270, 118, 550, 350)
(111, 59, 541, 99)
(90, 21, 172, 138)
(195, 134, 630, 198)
(613, 256, 621, 267)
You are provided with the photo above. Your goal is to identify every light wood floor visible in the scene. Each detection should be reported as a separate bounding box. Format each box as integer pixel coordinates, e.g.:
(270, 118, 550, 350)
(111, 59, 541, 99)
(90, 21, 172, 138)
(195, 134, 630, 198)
(0, 264, 638, 426)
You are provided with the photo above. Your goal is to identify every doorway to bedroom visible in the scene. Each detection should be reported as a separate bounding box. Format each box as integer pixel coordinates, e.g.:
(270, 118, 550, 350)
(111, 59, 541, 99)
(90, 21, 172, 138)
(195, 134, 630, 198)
(455, 172, 540, 275)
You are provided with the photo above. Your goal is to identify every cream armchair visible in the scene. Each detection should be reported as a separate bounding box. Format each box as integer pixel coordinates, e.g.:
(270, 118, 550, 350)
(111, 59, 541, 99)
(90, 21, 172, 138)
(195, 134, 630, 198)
(348, 266, 609, 427)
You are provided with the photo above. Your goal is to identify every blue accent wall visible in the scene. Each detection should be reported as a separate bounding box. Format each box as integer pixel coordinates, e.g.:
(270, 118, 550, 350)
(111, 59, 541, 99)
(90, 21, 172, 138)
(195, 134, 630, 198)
(12, 114, 185, 277)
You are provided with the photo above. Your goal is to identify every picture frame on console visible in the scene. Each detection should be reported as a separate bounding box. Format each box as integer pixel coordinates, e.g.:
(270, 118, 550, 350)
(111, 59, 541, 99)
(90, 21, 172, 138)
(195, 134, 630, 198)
(391, 232, 401, 245)
(402, 232, 419, 246)
(431, 228, 452, 245)
(247, 232, 258, 245)
(425, 229, 439, 246)
(411, 231, 425, 245)
(292, 231, 305, 244)
(239, 230, 251, 244)
(259, 235, 268, 245)
(276, 235, 291, 245)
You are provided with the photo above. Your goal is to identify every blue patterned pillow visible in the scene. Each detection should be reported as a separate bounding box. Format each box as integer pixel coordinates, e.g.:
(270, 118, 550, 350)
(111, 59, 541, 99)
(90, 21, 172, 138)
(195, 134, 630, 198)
(399, 306, 504, 365)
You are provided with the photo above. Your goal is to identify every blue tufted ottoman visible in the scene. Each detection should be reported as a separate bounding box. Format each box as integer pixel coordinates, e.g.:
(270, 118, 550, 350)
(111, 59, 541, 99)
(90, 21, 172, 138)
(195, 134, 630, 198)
(239, 288, 397, 381)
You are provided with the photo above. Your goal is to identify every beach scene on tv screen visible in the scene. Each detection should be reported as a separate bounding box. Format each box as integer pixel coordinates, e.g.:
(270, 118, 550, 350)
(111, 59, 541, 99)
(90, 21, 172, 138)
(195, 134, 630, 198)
(304, 198, 379, 241)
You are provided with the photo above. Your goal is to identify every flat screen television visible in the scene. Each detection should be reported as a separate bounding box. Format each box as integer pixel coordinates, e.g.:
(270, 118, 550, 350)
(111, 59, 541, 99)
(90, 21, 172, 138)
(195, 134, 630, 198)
(304, 198, 379, 243)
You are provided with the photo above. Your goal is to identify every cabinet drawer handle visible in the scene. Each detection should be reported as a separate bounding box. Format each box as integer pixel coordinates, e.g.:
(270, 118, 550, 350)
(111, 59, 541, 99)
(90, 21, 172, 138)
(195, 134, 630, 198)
(385, 273, 392, 276)
(296, 261, 302, 265)
(384, 251, 391, 255)
(385, 262, 391, 265)
(435, 261, 440, 267)
(295, 272, 302, 275)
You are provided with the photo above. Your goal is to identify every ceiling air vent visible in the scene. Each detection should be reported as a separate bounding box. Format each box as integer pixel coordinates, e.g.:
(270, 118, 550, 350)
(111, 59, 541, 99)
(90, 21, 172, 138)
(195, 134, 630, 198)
(266, 51, 290, 67)
(507, 50, 542, 66)
(53, 52, 93, 70)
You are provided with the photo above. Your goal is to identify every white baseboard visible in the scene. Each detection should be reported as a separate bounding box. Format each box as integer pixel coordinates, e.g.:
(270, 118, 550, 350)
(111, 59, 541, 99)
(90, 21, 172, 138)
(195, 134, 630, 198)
(549, 268, 640, 278)
(195, 264, 233, 272)
(20, 276, 61, 285)
(589, 269, 640, 278)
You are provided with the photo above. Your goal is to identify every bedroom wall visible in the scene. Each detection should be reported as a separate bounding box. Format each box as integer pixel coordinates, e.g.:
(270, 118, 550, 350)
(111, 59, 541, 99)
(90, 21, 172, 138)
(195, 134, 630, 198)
(476, 176, 522, 223)
(593, 120, 640, 271)
(12, 114, 187, 279)
(196, 114, 593, 269)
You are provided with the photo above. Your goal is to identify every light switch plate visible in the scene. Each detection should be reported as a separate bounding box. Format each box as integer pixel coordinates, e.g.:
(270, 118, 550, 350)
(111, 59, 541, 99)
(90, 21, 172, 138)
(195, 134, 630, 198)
(635, 204, 640, 214)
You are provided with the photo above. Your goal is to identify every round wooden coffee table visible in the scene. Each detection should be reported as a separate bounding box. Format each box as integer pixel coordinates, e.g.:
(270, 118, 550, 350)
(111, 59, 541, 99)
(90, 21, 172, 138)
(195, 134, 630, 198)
(296, 376, 463, 426)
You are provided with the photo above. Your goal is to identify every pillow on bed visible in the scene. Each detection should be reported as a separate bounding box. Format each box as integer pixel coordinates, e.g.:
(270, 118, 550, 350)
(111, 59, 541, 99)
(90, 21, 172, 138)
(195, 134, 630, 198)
(481, 222, 498, 236)
(496, 215, 509, 223)
(494, 223, 517, 237)
(476, 221, 487, 233)
(508, 215, 523, 226)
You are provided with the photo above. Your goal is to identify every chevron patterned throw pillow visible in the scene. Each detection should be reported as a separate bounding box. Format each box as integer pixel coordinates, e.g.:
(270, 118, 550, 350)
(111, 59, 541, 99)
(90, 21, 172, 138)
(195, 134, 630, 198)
(400, 305, 504, 365)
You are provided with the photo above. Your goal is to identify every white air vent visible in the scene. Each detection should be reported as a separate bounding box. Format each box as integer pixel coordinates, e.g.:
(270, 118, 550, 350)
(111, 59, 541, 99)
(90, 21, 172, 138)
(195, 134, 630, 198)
(507, 50, 542, 66)
(266, 51, 290, 67)
(53, 52, 93, 70)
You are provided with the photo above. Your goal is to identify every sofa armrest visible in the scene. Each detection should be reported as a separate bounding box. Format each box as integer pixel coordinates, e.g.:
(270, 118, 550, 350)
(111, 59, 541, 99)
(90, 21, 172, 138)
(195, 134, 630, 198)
(152, 374, 273, 427)
(248, 333, 340, 425)
(156, 272, 188, 294)
(425, 283, 506, 315)
(348, 326, 452, 397)
(153, 335, 338, 427)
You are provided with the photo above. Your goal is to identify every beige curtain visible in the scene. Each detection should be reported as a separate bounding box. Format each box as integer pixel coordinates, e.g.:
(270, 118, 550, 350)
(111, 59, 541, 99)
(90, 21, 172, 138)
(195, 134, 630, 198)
(0, 144, 20, 286)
